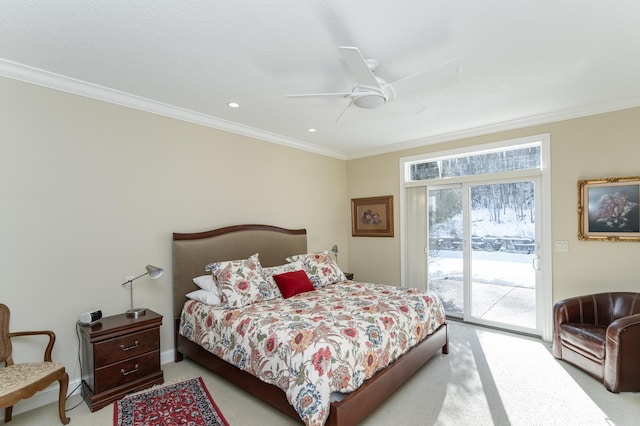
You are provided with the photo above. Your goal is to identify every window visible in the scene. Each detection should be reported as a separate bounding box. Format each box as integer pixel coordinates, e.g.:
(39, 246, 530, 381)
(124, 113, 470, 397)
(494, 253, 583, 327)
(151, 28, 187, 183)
(406, 144, 541, 182)
(400, 134, 553, 339)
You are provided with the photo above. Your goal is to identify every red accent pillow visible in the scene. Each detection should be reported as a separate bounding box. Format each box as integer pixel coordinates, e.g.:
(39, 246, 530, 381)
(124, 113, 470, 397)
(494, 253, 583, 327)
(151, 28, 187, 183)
(273, 270, 315, 299)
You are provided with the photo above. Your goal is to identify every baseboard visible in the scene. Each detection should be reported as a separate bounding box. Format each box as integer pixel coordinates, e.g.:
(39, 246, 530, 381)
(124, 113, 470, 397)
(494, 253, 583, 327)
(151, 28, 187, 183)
(160, 348, 175, 366)
(1, 348, 176, 421)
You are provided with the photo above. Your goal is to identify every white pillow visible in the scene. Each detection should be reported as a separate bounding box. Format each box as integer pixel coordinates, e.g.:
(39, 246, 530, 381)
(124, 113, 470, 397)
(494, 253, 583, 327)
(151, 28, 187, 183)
(192, 275, 220, 296)
(186, 289, 222, 305)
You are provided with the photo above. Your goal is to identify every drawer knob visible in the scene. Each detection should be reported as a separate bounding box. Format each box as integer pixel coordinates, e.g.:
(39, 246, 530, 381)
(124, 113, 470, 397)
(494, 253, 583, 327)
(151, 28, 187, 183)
(121, 364, 139, 376)
(120, 341, 139, 351)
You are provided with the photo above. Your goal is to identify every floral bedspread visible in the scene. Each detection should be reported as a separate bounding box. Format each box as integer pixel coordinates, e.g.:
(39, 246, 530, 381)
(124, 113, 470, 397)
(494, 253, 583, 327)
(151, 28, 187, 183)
(179, 282, 446, 426)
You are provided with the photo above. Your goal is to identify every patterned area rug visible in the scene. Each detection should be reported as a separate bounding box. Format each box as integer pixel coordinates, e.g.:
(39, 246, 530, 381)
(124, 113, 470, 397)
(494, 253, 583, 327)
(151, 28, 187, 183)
(114, 377, 229, 426)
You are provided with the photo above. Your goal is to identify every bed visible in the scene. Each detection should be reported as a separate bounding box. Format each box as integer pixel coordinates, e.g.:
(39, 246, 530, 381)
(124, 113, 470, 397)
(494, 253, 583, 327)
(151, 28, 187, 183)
(172, 224, 448, 426)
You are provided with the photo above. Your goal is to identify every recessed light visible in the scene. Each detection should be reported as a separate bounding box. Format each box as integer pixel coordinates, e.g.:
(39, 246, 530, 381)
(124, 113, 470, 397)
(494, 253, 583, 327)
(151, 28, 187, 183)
(307, 128, 317, 133)
(227, 102, 240, 108)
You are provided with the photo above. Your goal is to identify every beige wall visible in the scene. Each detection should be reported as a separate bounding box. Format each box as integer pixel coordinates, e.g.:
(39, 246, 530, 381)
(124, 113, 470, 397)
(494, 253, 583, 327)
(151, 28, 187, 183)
(347, 107, 640, 302)
(0, 77, 348, 379)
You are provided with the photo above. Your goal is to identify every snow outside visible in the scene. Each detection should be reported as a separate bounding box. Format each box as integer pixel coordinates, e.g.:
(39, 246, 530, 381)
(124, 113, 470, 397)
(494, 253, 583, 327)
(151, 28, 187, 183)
(428, 196, 536, 330)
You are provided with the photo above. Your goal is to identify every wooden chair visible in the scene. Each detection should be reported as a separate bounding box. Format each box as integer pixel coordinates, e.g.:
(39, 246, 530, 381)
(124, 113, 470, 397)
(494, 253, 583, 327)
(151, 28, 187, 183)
(0, 304, 69, 424)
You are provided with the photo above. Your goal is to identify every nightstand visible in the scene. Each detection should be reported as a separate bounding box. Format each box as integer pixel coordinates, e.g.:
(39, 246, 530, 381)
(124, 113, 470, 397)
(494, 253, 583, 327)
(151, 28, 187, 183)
(79, 310, 164, 411)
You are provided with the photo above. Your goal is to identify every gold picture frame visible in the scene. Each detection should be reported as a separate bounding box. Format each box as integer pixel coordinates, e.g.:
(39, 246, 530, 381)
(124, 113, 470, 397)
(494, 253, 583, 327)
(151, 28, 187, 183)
(351, 195, 394, 237)
(578, 176, 640, 241)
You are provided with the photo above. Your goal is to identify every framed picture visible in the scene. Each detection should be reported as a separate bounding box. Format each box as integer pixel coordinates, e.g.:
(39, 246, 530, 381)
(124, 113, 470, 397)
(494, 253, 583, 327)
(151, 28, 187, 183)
(351, 195, 394, 237)
(578, 176, 640, 241)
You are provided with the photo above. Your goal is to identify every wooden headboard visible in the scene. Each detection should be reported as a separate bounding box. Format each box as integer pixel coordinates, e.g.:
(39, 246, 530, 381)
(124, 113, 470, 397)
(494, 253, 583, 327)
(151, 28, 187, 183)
(171, 224, 307, 318)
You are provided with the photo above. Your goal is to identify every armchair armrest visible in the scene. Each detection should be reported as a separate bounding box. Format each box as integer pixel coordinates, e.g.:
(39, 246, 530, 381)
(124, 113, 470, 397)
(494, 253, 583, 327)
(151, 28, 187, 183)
(607, 312, 640, 339)
(8, 330, 56, 363)
(604, 313, 640, 392)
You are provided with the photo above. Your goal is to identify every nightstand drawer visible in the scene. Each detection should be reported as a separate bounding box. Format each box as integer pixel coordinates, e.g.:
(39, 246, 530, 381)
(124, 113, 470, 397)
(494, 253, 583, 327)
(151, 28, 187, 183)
(94, 328, 160, 366)
(94, 351, 160, 393)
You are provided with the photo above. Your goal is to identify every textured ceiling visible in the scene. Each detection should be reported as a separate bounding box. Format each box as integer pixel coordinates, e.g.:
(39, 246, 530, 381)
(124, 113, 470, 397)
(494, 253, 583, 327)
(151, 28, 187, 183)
(1, 1, 640, 159)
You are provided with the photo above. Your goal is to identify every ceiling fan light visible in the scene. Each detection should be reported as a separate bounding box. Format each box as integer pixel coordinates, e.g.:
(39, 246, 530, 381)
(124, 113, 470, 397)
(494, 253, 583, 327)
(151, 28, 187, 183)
(353, 93, 386, 109)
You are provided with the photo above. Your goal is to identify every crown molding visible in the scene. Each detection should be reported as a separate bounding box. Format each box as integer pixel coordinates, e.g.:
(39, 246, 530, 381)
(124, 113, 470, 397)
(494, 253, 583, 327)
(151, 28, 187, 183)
(0, 59, 346, 160)
(347, 96, 640, 159)
(3, 59, 639, 162)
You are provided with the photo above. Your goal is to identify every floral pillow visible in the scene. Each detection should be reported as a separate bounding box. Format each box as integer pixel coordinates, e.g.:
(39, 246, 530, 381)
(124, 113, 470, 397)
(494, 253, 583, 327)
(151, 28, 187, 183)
(205, 253, 276, 308)
(286, 250, 347, 288)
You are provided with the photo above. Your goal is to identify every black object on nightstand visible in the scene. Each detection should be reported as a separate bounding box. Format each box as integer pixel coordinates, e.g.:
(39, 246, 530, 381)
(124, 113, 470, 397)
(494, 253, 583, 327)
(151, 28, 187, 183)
(344, 273, 354, 280)
(79, 310, 164, 411)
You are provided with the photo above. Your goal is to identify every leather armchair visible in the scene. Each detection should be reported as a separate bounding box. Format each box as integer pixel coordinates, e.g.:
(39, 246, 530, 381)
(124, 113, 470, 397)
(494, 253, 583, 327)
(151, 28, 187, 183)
(552, 292, 640, 393)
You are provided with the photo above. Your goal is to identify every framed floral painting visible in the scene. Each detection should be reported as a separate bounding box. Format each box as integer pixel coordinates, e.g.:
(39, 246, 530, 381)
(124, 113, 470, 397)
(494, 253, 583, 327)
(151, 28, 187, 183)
(351, 195, 394, 237)
(578, 176, 640, 241)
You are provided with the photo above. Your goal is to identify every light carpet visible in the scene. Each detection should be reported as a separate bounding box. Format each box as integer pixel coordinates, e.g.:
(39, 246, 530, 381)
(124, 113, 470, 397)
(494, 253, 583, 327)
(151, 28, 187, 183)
(8, 321, 640, 425)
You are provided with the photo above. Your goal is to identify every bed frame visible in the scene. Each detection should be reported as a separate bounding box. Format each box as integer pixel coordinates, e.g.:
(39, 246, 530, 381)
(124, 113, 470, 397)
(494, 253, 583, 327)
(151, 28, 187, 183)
(172, 224, 448, 426)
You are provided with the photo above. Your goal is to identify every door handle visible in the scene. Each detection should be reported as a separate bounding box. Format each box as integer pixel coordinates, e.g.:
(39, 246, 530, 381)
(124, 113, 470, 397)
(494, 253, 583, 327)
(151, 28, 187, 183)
(532, 257, 540, 270)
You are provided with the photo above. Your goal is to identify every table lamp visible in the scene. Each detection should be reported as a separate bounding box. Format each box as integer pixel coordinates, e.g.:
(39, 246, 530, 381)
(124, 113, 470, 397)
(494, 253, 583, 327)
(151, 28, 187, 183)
(121, 264, 163, 318)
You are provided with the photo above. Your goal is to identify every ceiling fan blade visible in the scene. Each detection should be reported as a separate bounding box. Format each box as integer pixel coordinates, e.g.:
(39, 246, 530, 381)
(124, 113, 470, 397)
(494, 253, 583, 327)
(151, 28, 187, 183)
(285, 92, 352, 99)
(387, 60, 459, 100)
(339, 46, 382, 89)
(335, 99, 353, 123)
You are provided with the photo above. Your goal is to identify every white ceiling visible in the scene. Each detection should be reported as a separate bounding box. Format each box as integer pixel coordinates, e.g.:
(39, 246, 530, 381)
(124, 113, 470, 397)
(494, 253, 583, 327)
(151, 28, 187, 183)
(2, 1, 640, 159)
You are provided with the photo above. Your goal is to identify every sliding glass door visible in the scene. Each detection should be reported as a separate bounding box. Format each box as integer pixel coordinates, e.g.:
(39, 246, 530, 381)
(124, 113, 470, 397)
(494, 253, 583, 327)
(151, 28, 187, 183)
(468, 180, 537, 331)
(427, 179, 539, 333)
(427, 186, 464, 317)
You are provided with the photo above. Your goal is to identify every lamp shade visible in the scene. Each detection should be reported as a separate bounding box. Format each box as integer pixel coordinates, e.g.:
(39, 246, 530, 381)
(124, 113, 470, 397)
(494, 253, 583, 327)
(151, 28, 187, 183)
(146, 265, 164, 279)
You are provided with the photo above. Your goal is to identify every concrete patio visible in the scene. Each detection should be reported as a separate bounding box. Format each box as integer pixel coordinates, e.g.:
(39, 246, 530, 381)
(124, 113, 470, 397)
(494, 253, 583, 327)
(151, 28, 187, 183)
(431, 279, 536, 330)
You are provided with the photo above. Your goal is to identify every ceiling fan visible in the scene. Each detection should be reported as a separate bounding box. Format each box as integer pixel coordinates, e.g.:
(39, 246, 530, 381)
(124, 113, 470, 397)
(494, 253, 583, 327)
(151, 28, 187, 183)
(285, 46, 459, 119)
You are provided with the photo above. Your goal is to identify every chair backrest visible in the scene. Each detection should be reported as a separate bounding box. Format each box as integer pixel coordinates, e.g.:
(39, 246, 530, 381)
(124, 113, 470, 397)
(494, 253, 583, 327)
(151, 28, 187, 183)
(593, 292, 640, 325)
(0, 303, 12, 364)
(609, 292, 640, 320)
